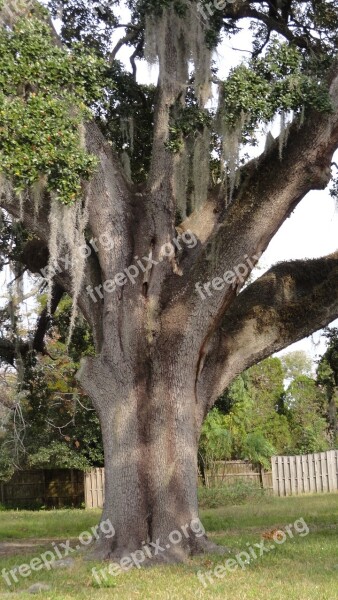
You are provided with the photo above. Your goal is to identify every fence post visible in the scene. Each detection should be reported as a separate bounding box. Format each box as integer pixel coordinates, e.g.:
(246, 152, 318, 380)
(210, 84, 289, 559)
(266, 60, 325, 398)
(271, 456, 279, 496)
(327, 450, 336, 492)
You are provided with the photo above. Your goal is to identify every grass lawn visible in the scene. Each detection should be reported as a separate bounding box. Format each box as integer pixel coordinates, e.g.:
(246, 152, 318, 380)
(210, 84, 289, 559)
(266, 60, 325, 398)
(0, 493, 337, 599)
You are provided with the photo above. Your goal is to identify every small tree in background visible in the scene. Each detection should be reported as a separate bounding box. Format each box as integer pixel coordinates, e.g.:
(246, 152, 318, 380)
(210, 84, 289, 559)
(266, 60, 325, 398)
(317, 328, 338, 445)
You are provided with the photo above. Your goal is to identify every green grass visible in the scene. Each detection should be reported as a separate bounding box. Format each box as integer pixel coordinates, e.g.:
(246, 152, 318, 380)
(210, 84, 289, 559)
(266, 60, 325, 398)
(0, 508, 101, 541)
(0, 493, 337, 599)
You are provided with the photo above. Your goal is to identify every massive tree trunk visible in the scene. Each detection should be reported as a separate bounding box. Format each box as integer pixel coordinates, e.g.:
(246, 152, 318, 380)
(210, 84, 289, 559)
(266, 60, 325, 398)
(78, 356, 206, 560)
(2, 0, 338, 564)
(69, 96, 338, 559)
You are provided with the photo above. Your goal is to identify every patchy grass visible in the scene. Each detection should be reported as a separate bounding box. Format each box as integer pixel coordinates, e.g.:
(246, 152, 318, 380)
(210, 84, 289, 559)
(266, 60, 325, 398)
(0, 509, 101, 541)
(0, 493, 337, 599)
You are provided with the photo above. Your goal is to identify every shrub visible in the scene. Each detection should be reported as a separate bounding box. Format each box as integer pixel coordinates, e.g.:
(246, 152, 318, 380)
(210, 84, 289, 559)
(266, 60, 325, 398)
(198, 480, 265, 509)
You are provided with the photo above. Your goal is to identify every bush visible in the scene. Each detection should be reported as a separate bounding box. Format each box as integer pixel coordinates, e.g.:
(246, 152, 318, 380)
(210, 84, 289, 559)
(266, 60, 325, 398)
(198, 480, 265, 509)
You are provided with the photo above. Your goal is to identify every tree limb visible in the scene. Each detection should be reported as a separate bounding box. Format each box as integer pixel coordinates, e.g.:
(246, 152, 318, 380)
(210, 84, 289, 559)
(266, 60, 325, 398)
(166, 60, 338, 339)
(109, 28, 140, 64)
(0, 338, 28, 366)
(201, 251, 338, 406)
(221, 2, 318, 51)
(32, 282, 64, 354)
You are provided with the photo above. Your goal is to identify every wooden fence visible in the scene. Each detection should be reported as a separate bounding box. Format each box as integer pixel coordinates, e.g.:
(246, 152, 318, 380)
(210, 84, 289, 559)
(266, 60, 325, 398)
(84, 468, 105, 509)
(198, 460, 273, 491)
(84, 462, 273, 509)
(271, 450, 338, 496)
(0, 469, 84, 508)
(3, 452, 337, 508)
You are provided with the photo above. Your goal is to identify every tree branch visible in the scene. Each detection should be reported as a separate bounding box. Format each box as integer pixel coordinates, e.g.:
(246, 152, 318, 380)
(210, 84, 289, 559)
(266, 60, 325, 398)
(200, 251, 338, 407)
(0, 338, 28, 366)
(221, 2, 316, 51)
(165, 61, 338, 339)
(109, 27, 140, 64)
(32, 282, 64, 354)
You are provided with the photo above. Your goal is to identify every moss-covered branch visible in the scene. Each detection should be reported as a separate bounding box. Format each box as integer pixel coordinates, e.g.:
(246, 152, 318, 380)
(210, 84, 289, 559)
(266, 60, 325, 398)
(203, 251, 338, 404)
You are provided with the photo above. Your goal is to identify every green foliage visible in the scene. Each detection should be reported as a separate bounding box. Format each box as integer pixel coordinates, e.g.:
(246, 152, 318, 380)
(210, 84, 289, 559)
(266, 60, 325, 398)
(200, 408, 232, 466)
(48, 0, 119, 56)
(166, 104, 213, 153)
(294, 424, 330, 455)
(198, 480, 265, 509)
(212, 354, 332, 458)
(0, 211, 28, 270)
(52, 296, 95, 361)
(281, 350, 313, 380)
(28, 440, 91, 470)
(316, 328, 338, 444)
(247, 357, 285, 411)
(317, 328, 338, 389)
(101, 63, 156, 183)
(139, 0, 189, 18)
(227, 358, 289, 455)
(260, 413, 292, 455)
(241, 432, 275, 471)
(0, 16, 106, 203)
(0, 297, 103, 473)
(200, 361, 280, 470)
(285, 375, 329, 453)
(219, 40, 332, 137)
(0, 448, 15, 482)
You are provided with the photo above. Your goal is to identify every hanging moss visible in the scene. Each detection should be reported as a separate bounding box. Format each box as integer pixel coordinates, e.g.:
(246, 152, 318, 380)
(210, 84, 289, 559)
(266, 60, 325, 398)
(215, 91, 246, 205)
(174, 140, 189, 220)
(144, 1, 212, 105)
(47, 194, 89, 343)
(121, 151, 132, 182)
(47, 196, 62, 314)
(279, 110, 287, 159)
(32, 175, 47, 221)
(192, 127, 210, 210)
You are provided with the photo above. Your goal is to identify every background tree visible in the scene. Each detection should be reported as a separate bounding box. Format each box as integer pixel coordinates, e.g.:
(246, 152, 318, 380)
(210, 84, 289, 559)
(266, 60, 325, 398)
(216, 357, 291, 455)
(199, 407, 232, 486)
(0, 297, 104, 475)
(285, 374, 329, 453)
(1, 0, 338, 562)
(317, 328, 338, 444)
(281, 350, 313, 381)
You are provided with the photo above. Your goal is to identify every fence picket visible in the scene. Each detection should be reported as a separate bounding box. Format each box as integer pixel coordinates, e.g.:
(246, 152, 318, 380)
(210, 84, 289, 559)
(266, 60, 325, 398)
(270, 450, 338, 497)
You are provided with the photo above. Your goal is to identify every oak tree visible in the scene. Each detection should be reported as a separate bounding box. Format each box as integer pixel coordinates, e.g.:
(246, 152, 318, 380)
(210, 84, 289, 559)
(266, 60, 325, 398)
(1, 0, 338, 561)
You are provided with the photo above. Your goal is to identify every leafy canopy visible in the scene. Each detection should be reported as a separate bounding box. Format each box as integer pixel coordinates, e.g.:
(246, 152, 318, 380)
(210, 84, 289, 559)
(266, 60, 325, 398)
(1, 0, 337, 204)
(0, 10, 106, 203)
